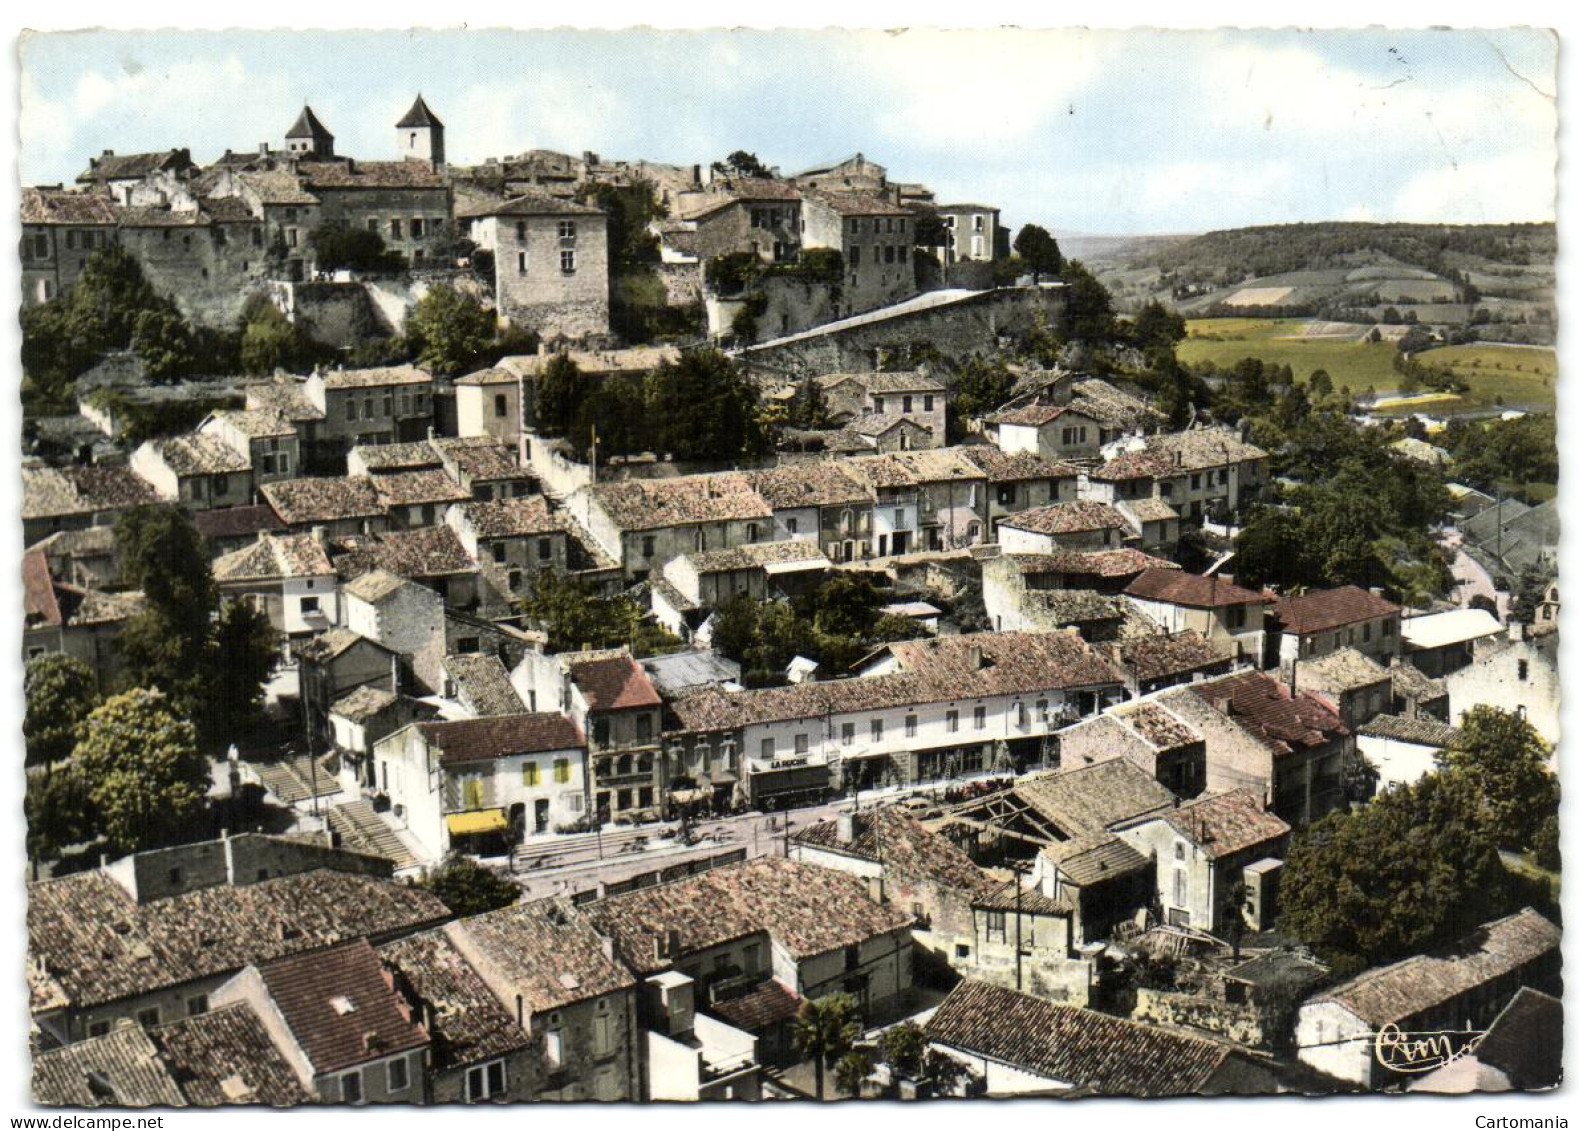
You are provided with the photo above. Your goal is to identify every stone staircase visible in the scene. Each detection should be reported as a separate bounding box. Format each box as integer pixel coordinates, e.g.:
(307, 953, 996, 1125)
(250, 751, 342, 806)
(328, 799, 421, 871)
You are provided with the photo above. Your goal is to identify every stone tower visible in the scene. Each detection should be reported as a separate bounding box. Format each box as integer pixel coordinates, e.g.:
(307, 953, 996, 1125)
(285, 105, 335, 159)
(396, 94, 445, 169)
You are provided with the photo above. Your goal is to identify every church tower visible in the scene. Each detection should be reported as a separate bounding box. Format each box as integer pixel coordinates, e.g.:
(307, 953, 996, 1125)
(396, 95, 445, 169)
(285, 105, 335, 159)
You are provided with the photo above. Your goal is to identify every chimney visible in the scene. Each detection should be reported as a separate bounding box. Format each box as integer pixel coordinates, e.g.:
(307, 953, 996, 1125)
(968, 644, 984, 670)
(258, 142, 271, 158)
(311, 525, 327, 547)
(836, 811, 856, 844)
(102, 149, 114, 158)
(601, 934, 617, 963)
(1218, 573, 1234, 586)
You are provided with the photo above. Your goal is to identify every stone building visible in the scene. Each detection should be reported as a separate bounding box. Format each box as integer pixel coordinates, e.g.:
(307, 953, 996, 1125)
(461, 193, 611, 342)
(20, 187, 120, 305)
(935, 203, 1004, 264)
(801, 192, 917, 317)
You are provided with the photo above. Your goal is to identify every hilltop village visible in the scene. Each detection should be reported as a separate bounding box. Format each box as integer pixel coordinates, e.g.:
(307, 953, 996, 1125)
(22, 97, 1561, 1104)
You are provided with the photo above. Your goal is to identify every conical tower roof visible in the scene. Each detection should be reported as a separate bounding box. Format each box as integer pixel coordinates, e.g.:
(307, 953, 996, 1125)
(395, 94, 443, 129)
(286, 105, 334, 141)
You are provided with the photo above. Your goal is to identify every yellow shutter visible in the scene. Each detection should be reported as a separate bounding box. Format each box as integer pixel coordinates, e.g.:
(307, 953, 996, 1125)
(554, 758, 570, 784)
(523, 762, 541, 788)
(463, 777, 484, 809)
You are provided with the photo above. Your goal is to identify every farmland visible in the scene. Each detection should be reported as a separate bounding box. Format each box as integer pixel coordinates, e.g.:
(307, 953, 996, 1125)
(1177, 318, 1557, 413)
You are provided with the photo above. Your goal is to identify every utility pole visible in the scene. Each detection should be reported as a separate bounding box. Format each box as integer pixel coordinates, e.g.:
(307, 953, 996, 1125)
(1014, 864, 1024, 992)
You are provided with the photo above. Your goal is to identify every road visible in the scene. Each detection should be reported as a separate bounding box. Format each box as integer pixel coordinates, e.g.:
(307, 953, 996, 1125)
(1443, 528, 1510, 618)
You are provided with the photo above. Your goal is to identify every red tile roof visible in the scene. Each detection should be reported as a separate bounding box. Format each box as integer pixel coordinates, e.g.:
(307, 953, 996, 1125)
(708, 979, 803, 1032)
(1274, 585, 1400, 636)
(258, 938, 428, 1075)
(414, 714, 585, 766)
(1191, 671, 1347, 756)
(1125, 568, 1270, 609)
(22, 549, 63, 628)
(570, 654, 662, 712)
(1157, 789, 1291, 859)
(1001, 501, 1127, 536)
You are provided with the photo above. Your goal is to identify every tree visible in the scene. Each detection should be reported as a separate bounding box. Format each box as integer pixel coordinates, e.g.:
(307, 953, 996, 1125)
(132, 304, 197, 382)
(1509, 564, 1554, 626)
(952, 358, 1017, 423)
(25, 655, 101, 768)
(206, 600, 279, 736)
(1129, 300, 1187, 353)
(576, 179, 665, 270)
(310, 225, 400, 273)
(239, 297, 314, 376)
(535, 353, 584, 437)
(519, 572, 683, 656)
(711, 151, 773, 179)
(1013, 224, 1063, 283)
(1308, 368, 1333, 399)
(787, 376, 834, 430)
(643, 349, 769, 461)
(1279, 773, 1514, 973)
(910, 207, 949, 250)
(833, 1048, 874, 1098)
(792, 993, 863, 1100)
(1219, 881, 1250, 960)
(1437, 706, 1558, 852)
(406, 284, 496, 376)
(116, 505, 218, 712)
(419, 854, 521, 917)
(25, 763, 94, 863)
(73, 688, 209, 854)
(877, 1020, 926, 1080)
(1059, 259, 1117, 343)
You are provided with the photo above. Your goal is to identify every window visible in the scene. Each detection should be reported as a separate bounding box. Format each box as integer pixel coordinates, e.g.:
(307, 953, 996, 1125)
(340, 1070, 364, 1105)
(490, 542, 508, 564)
(466, 1060, 507, 1102)
(544, 1029, 563, 1066)
(842, 722, 855, 745)
(186, 995, 208, 1017)
(636, 714, 653, 742)
(508, 569, 523, 592)
(516, 221, 527, 241)
(517, 250, 528, 274)
(905, 714, 917, 738)
(849, 245, 861, 268)
(1382, 618, 1394, 637)
(997, 483, 1016, 506)
(593, 1013, 615, 1056)
(136, 1007, 160, 1028)
(558, 220, 577, 240)
(300, 596, 320, 614)
(1518, 659, 1530, 682)
(560, 248, 578, 273)
(974, 705, 987, 730)
(387, 1057, 410, 1093)
(985, 910, 1007, 941)
(554, 758, 571, 784)
(786, 517, 799, 535)
(795, 733, 809, 754)
(641, 535, 656, 558)
(871, 718, 884, 742)
(885, 245, 896, 264)
(523, 762, 542, 787)
(390, 219, 403, 240)
(955, 944, 970, 959)
(87, 1021, 111, 1038)
(760, 738, 775, 759)
(535, 537, 551, 562)
(1014, 702, 1028, 727)
(411, 218, 425, 240)
(593, 719, 611, 746)
(346, 399, 358, 422)
(946, 710, 959, 733)
(845, 944, 861, 970)
(1191, 473, 1201, 490)
(168, 866, 184, 886)
(1363, 622, 1373, 643)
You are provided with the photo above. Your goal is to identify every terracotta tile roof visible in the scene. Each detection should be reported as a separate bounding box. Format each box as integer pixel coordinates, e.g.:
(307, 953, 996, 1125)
(213, 532, 333, 583)
(78, 149, 192, 184)
(285, 106, 333, 141)
(845, 448, 984, 490)
(670, 631, 1120, 733)
(1006, 548, 1179, 580)
(395, 94, 443, 129)
(27, 869, 448, 1012)
(1017, 760, 1177, 837)
(1024, 588, 1125, 626)
(442, 654, 527, 717)
(457, 496, 560, 538)
(371, 468, 471, 508)
(1118, 631, 1233, 683)
(333, 525, 476, 581)
(581, 857, 913, 975)
(340, 568, 416, 605)
(747, 463, 871, 509)
(413, 713, 584, 766)
(61, 586, 146, 628)
(1191, 671, 1347, 756)
(960, 447, 1080, 482)
(434, 439, 525, 482)
(351, 441, 442, 472)
(1298, 647, 1390, 694)
(453, 366, 518, 386)
(118, 206, 212, 229)
(497, 346, 681, 379)
(318, 365, 432, 389)
(208, 408, 296, 439)
(589, 473, 772, 530)
(258, 938, 428, 1075)
(807, 191, 913, 217)
(791, 808, 995, 896)
(23, 464, 158, 520)
(1111, 700, 1202, 750)
(196, 195, 258, 224)
(570, 653, 663, 711)
(971, 879, 1075, 916)
(993, 403, 1081, 427)
(1042, 830, 1149, 885)
(706, 979, 803, 1032)
(1389, 662, 1447, 704)
(1096, 428, 1269, 482)
(31, 1024, 186, 1107)
(150, 1003, 314, 1106)
(1472, 988, 1563, 1089)
(1156, 789, 1291, 859)
(236, 170, 320, 206)
(1312, 909, 1560, 1028)
(454, 897, 636, 1012)
(856, 371, 946, 393)
(457, 190, 602, 218)
(681, 539, 828, 574)
(331, 685, 400, 723)
(262, 477, 385, 525)
(21, 186, 120, 225)
(298, 160, 446, 190)
(147, 433, 250, 475)
(924, 979, 1241, 1097)
(244, 378, 325, 422)
(1000, 501, 1127, 536)
(379, 929, 533, 1070)
(1275, 585, 1401, 636)
(1357, 713, 1460, 748)
(1122, 496, 1180, 523)
(1125, 568, 1270, 609)
(23, 548, 63, 628)
(293, 627, 389, 664)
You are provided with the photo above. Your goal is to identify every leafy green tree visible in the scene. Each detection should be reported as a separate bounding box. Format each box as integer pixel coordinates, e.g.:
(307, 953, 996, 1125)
(787, 376, 834, 430)
(877, 1020, 926, 1080)
(952, 358, 1017, 423)
(1059, 259, 1116, 343)
(535, 353, 584, 437)
(116, 505, 218, 714)
(1012, 224, 1063, 283)
(310, 225, 400, 273)
(576, 179, 665, 270)
(910, 207, 949, 250)
(239, 297, 315, 376)
(207, 600, 280, 736)
(643, 349, 769, 461)
(74, 688, 209, 854)
(25, 655, 101, 768)
(711, 151, 774, 179)
(1437, 706, 1558, 852)
(67, 246, 164, 348)
(25, 763, 94, 863)
(406, 284, 496, 376)
(1129, 300, 1187, 353)
(419, 854, 521, 916)
(792, 993, 863, 1100)
(132, 304, 197, 382)
(1279, 773, 1514, 973)
(834, 1048, 874, 1098)
(1509, 563, 1554, 626)
(1307, 368, 1333, 399)
(520, 572, 683, 656)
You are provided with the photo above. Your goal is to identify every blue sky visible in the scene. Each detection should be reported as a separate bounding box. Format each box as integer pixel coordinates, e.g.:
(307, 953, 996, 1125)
(19, 27, 1556, 235)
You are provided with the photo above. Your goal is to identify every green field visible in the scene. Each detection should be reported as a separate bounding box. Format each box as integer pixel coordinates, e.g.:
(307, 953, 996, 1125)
(1178, 319, 1556, 413)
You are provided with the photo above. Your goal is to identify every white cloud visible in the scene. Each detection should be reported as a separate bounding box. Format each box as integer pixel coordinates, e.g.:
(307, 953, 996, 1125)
(448, 74, 625, 164)
(1391, 150, 1556, 224)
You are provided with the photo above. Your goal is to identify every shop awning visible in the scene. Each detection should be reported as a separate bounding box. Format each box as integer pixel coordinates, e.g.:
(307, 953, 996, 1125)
(446, 809, 509, 837)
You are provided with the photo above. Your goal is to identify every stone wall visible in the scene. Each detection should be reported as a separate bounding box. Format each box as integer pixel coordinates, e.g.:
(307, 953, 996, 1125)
(1133, 986, 1270, 1049)
(120, 221, 271, 329)
(739, 284, 1067, 377)
(274, 281, 384, 346)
